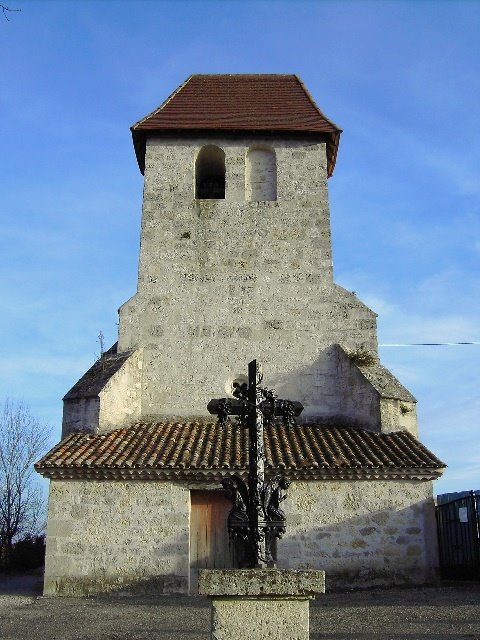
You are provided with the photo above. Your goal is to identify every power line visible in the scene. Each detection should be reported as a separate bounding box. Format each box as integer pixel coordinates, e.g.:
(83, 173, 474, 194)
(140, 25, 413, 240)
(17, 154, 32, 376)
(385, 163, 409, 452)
(379, 342, 480, 347)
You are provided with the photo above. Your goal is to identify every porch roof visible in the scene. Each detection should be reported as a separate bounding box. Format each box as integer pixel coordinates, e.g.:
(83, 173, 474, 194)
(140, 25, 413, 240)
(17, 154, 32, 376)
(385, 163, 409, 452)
(35, 421, 445, 482)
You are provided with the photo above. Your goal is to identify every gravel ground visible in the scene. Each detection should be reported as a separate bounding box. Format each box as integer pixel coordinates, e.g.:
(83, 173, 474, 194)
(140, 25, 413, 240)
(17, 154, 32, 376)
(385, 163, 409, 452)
(0, 574, 479, 640)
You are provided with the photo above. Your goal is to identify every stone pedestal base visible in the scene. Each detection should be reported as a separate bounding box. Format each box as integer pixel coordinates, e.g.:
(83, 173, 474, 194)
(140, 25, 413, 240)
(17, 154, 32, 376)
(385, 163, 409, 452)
(210, 597, 310, 640)
(198, 569, 325, 640)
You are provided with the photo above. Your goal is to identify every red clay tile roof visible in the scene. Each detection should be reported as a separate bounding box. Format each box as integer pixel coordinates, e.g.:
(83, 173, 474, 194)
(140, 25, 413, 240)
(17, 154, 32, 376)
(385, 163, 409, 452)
(35, 422, 445, 481)
(131, 74, 342, 178)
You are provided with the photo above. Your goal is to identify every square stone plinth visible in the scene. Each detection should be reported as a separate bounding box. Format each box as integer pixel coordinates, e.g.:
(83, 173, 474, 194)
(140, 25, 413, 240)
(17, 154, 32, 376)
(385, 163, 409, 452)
(198, 568, 325, 597)
(212, 597, 310, 640)
(199, 569, 325, 640)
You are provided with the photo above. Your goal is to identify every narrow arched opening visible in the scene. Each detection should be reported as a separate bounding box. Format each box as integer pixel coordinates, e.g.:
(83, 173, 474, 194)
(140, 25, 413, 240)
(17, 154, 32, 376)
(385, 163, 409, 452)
(245, 146, 277, 201)
(195, 145, 226, 199)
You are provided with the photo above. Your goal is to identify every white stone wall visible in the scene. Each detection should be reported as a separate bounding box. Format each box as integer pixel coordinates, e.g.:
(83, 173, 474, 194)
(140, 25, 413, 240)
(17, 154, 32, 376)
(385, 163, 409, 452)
(279, 479, 439, 589)
(117, 136, 379, 422)
(43, 477, 439, 595)
(245, 146, 277, 201)
(380, 398, 418, 437)
(98, 349, 143, 433)
(43, 480, 190, 595)
(308, 344, 381, 429)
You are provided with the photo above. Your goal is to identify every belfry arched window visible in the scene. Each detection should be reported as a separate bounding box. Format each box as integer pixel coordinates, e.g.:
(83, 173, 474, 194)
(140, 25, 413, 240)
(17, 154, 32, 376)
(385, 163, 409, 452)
(195, 145, 225, 199)
(245, 146, 277, 202)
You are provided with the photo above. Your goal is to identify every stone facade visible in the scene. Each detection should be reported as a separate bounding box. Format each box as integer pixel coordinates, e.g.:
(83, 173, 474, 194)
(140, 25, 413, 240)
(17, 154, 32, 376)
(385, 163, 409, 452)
(43, 477, 438, 595)
(117, 136, 380, 422)
(63, 135, 414, 434)
(43, 480, 190, 596)
(279, 479, 438, 588)
(44, 76, 443, 596)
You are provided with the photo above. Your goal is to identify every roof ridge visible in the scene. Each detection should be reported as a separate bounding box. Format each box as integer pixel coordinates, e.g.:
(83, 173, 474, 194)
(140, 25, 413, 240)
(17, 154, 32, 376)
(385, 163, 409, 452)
(192, 73, 297, 77)
(130, 75, 194, 130)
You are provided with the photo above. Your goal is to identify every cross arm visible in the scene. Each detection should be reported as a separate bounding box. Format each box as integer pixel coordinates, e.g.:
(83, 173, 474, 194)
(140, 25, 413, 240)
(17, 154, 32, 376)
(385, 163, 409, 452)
(207, 398, 248, 417)
(207, 398, 304, 419)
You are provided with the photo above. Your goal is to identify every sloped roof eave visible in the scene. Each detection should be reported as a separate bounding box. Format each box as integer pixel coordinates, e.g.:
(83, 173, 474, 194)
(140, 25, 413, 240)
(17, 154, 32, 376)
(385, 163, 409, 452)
(35, 421, 446, 481)
(35, 466, 444, 482)
(63, 344, 134, 401)
(130, 74, 342, 177)
(132, 127, 339, 177)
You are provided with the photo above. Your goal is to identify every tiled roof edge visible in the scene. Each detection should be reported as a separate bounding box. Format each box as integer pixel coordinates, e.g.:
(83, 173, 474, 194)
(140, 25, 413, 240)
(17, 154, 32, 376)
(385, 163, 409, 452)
(35, 421, 445, 478)
(294, 75, 342, 133)
(130, 75, 194, 131)
(130, 74, 342, 177)
(36, 467, 443, 482)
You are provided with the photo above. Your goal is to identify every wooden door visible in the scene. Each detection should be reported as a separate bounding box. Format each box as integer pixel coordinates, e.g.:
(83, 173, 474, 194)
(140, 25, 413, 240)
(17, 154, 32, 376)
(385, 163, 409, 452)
(190, 490, 234, 592)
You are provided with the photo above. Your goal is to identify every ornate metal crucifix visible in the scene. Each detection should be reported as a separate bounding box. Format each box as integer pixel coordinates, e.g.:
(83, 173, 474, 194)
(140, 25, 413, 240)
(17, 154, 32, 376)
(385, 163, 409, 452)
(207, 360, 303, 568)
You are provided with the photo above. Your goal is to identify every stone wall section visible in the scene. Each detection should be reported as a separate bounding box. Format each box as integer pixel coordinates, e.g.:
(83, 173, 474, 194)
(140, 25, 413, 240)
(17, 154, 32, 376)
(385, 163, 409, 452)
(308, 344, 381, 430)
(117, 136, 381, 423)
(380, 398, 418, 437)
(43, 480, 190, 596)
(279, 479, 439, 589)
(98, 349, 143, 433)
(43, 477, 438, 595)
(245, 146, 277, 201)
(62, 397, 99, 435)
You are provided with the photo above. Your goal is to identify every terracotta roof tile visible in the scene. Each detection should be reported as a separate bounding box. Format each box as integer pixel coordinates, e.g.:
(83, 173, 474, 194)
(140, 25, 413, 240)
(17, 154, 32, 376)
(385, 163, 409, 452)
(131, 74, 342, 177)
(36, 422, 445, 481)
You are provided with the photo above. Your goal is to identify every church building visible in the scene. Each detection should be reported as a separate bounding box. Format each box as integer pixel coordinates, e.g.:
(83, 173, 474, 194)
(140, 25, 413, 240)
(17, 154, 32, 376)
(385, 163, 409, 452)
(36, 75, 445, 595)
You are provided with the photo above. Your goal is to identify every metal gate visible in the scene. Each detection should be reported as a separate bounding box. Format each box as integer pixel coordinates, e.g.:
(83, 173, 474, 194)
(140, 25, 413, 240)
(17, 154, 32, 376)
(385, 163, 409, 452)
(436, 492, 480, 579)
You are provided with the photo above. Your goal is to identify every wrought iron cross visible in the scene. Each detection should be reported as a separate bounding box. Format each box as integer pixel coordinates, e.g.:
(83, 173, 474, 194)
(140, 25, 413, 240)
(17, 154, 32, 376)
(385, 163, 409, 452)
(207, 360, 303, 568)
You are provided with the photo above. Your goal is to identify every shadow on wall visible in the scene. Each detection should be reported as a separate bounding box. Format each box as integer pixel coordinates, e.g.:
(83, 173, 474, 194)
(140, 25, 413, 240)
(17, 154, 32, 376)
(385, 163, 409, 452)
(264, 344, 382, 432)
(278, 497, 439, 590)
(45, 572, 189, 597)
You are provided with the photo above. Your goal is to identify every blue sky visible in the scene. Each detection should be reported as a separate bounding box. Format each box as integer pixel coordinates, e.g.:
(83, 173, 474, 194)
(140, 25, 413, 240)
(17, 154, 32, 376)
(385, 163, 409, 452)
(1, 0, 478, 495)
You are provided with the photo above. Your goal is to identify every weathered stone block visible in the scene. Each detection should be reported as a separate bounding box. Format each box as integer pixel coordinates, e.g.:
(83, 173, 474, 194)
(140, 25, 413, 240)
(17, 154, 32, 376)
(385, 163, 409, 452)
(198, 569, 325, 597)
(43, 480, 190, 596)
(211, 597, 310, 640)
(199, 569, 324, 640)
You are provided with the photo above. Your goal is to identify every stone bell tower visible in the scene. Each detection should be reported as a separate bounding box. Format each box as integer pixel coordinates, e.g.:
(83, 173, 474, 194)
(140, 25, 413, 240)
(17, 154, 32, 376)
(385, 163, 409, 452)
(62, 74, 417, 437)
(41, 74, 445, 598)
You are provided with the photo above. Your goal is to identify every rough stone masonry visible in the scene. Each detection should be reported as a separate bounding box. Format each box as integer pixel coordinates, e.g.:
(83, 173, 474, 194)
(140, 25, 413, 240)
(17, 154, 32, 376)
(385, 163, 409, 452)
(37, 75, 444, 596)
(64, 133, 417, 436)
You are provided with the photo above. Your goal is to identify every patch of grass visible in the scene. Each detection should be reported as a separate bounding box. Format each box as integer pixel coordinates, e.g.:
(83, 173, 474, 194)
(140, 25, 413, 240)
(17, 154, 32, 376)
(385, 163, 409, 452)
(400, 403, 412, 415)
(348, 347, 377, 367)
